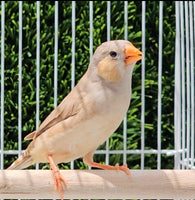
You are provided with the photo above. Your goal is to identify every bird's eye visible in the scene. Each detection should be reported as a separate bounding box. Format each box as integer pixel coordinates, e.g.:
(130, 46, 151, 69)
(109, 51, 117, 58)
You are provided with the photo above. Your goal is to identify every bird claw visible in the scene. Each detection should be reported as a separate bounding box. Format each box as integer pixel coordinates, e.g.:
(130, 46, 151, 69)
(115, 163, 131, 175)
(53, 168, 67, 199)
(85, 159, 131, 175)
(48, 155, 68, 200)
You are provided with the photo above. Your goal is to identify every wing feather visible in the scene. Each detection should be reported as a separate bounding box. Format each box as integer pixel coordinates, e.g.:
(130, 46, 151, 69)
(25, 86, 81, 140)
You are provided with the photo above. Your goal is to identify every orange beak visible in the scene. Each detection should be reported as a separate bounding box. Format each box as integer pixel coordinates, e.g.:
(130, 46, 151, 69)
(124, 43, 142, 66)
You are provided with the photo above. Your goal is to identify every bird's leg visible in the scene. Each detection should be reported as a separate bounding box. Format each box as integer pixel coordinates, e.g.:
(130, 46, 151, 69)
(83, 151, 130, 175)
(47, 154, 67, 200)
(87, 162, 130, 175)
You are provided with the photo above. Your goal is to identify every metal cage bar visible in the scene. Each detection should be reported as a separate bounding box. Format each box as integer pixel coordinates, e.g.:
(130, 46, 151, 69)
(0, 1, 5, 170)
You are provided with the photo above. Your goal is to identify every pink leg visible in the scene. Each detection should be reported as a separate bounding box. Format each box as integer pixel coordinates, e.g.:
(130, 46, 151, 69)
(48, 155, 67, 200)
(83, 151, 130, 175)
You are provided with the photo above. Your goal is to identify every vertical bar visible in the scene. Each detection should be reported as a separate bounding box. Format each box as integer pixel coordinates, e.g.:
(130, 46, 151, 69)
(0, 1, 5, 169)
(71, 1, 76, 91)
(89, 1, 93, 60)
(124, 1, 128, 41)
(54, 1, 58, 108)
(88, 0, 93, 187)
(105, 1, 111, 166)
(194, 2, 195, 44)
(185, 1, 190, 169)
(189, 1, 194, 168)
(105, 4, 111, 199)
(107, 1, 111, 41)
(174, 1, 181, 169)
(123, 1, 128, 165)
(141, 1, 146, 170)
(157, 1, 163, 170)
(71, 1, 76, 169)
(35, 1, 40, 170)
(180, 1, 185, 169)
(36, 1, 40, 131)
(18, 1, 23, 157)
(192, 1, 195, 168)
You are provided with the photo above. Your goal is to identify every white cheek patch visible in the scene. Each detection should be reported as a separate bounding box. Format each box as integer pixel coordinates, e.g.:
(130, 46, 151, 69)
(97, 57, 123, 82)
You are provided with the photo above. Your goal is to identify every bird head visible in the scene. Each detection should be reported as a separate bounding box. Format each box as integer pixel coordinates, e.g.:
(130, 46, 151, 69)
(89, 40, 142, 83)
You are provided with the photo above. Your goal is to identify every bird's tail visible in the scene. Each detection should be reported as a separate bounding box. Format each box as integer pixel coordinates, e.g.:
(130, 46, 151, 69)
(7, 152, 33, 170)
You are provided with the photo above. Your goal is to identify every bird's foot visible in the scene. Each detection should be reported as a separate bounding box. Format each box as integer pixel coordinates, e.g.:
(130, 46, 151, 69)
(48, 155, 67, 200)
(114, 163, 130, 175)
(88, 161, 130, 175)
(53, 168, 67, 199)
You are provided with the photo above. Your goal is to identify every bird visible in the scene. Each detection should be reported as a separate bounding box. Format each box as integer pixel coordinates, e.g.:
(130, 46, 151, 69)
(7, 39, 142, 200)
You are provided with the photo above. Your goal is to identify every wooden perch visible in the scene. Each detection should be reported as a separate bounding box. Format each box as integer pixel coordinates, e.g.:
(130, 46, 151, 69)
(0, 170, 195, 199)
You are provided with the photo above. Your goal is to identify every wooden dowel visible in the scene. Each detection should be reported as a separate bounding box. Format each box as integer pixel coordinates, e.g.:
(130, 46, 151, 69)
(0, 170, 195, 199)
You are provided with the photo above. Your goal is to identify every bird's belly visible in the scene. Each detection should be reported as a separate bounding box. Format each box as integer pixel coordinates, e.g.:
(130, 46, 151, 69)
(30, 111, 125, 165)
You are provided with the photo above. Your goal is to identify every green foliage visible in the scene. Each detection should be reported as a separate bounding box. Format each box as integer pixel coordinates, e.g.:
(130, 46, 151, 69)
(1, 1, 175, 170)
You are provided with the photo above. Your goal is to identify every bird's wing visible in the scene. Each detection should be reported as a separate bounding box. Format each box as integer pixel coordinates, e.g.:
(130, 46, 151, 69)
(24, 131, 36, 140)
(24, 86, 82, 140)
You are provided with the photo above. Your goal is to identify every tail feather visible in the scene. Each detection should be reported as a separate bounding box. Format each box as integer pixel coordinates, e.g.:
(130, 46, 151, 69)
(7, 154, 33, 170)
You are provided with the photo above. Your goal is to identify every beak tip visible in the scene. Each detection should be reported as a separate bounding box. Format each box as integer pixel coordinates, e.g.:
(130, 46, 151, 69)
(124, 43, 142, 64)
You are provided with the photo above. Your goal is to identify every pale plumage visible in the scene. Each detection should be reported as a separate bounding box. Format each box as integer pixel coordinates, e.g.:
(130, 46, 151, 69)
(7, 40, 142, 200)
